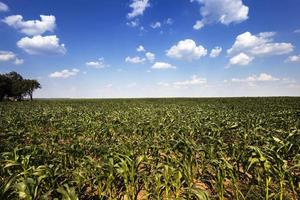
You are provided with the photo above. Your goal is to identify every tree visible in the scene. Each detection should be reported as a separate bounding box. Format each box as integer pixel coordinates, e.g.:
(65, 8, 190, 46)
(24, 79, 41, 101)
(0, 71, 41, 101)
(0, 74, 10, 101)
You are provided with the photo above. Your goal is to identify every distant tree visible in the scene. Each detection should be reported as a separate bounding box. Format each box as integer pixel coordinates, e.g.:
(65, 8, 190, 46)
(0, 74, 10, 101)
(5, 71, 25, 101)
(0, 71, 41, 101)
(24, 79, 41, 101)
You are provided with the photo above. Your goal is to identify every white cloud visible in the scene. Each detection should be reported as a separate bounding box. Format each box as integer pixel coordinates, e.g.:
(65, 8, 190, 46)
(294, 29, 300, 33)
(228, 32, 293, 56)
(191, 0, 249, 29)
(137, 45, 145, 52)
(150, 21, 161, 29)
(210, 46, 222, 57)
(174, 75, 207, 86)
(145, 52, 155, 62)
(230, 73, 280, 83)
(49, 68, 79, 78)
(151, 62, 175, 69)
(125, 56, 146, 64)
(228, 52, 253, 66)
(286, 55, 300, 63)
(193, 20, 204, 30)
(227, 32, 293, 67)
(0, 51, 24, 65)
(166, 39, 207, 61)
(86, 58, 108, 69)
(3, 15, 56, 36)
(17, 35, 66, 55)
(0, 2, 9, 12)
(0, 51, 15, 61)
(127, 0, 150, 19)
(14, 58, 24, 65)
(251, 43, 293, 56)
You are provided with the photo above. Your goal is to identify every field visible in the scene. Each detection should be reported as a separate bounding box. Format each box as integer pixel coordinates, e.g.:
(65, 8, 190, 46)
(0, 98, 300, 200)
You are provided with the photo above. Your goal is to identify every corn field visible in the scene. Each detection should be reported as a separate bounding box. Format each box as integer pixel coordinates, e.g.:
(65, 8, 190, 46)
(0, 98, 300, 200)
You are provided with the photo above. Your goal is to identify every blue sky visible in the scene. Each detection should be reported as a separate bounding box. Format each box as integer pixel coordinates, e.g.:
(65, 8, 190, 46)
(0, 0, 299, 98)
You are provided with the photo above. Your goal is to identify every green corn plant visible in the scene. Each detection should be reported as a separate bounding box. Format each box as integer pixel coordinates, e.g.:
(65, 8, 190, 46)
(246, 146, 272, 200)
(211, 159, 225, 200)
(14, 177, 37, 200)
(115, 153, 145, 200)
(56, 184, 78, 200)
(171, 170, 182, 199)
(189, 188, 210, 200)
(99, 157, 117, 199)
(152, 169, 163, 199)
(161, 164, 173, 200)
(1, 97, 300, 199)
(0, 173, 18, 199)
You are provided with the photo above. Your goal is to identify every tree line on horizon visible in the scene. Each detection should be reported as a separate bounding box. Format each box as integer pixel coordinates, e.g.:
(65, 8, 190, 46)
(0, 71, 41, 101)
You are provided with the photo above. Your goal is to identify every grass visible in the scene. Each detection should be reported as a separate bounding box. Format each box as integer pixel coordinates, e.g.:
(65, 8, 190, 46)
(0, 97, 300, 199)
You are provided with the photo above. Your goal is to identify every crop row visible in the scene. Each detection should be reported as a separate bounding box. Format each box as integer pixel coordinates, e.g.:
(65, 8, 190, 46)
(0, 98, 299, 199)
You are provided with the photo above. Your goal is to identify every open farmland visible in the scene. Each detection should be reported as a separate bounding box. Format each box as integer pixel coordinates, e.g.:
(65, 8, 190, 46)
(0, 98, 300, 200)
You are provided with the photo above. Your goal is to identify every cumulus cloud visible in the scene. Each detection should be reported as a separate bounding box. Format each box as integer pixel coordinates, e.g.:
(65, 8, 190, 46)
(0, 51, 24, 65)
(286, 55, 300, 63)
(166, 39, 207, 61)
(86, 58, 108, 69)
(17, 35, 66, 55)
(150, 22, 161, 29)
(125, 56, 146, 64)
(127, 0, 150, 19)
(210, 46, 222, 58)
(0, 2, 9, 12)
(3, 15, 56, 36)
(193, 20, 204, 30)
(227, 32, 293, 67)
(228, 32, 293, 56)
(230, 73, 280, 83)
(191, 0, 249, 29)
(228, 52, 253, 66)
(49, 68, 79, 78)
(174, 75, 207, 86)
(145, 52, 155, 62)
(137, 45, 145, 52)
(151, 62, 175, 69)
(0, 51, 15, 61)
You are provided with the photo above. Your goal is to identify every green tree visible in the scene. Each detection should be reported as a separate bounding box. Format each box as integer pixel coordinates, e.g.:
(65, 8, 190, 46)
(24, 79, 41, 101)
(0, 74, 10, 101)
(5, 71, 25, 101)
(0, 71, 41, 101)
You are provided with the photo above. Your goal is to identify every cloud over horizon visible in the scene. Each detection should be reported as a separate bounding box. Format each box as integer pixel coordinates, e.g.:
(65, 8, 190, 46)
(49, 68, 79, 78)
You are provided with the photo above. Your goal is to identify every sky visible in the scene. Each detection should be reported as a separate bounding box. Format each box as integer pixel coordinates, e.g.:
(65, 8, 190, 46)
(0, 0, 299, 98)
